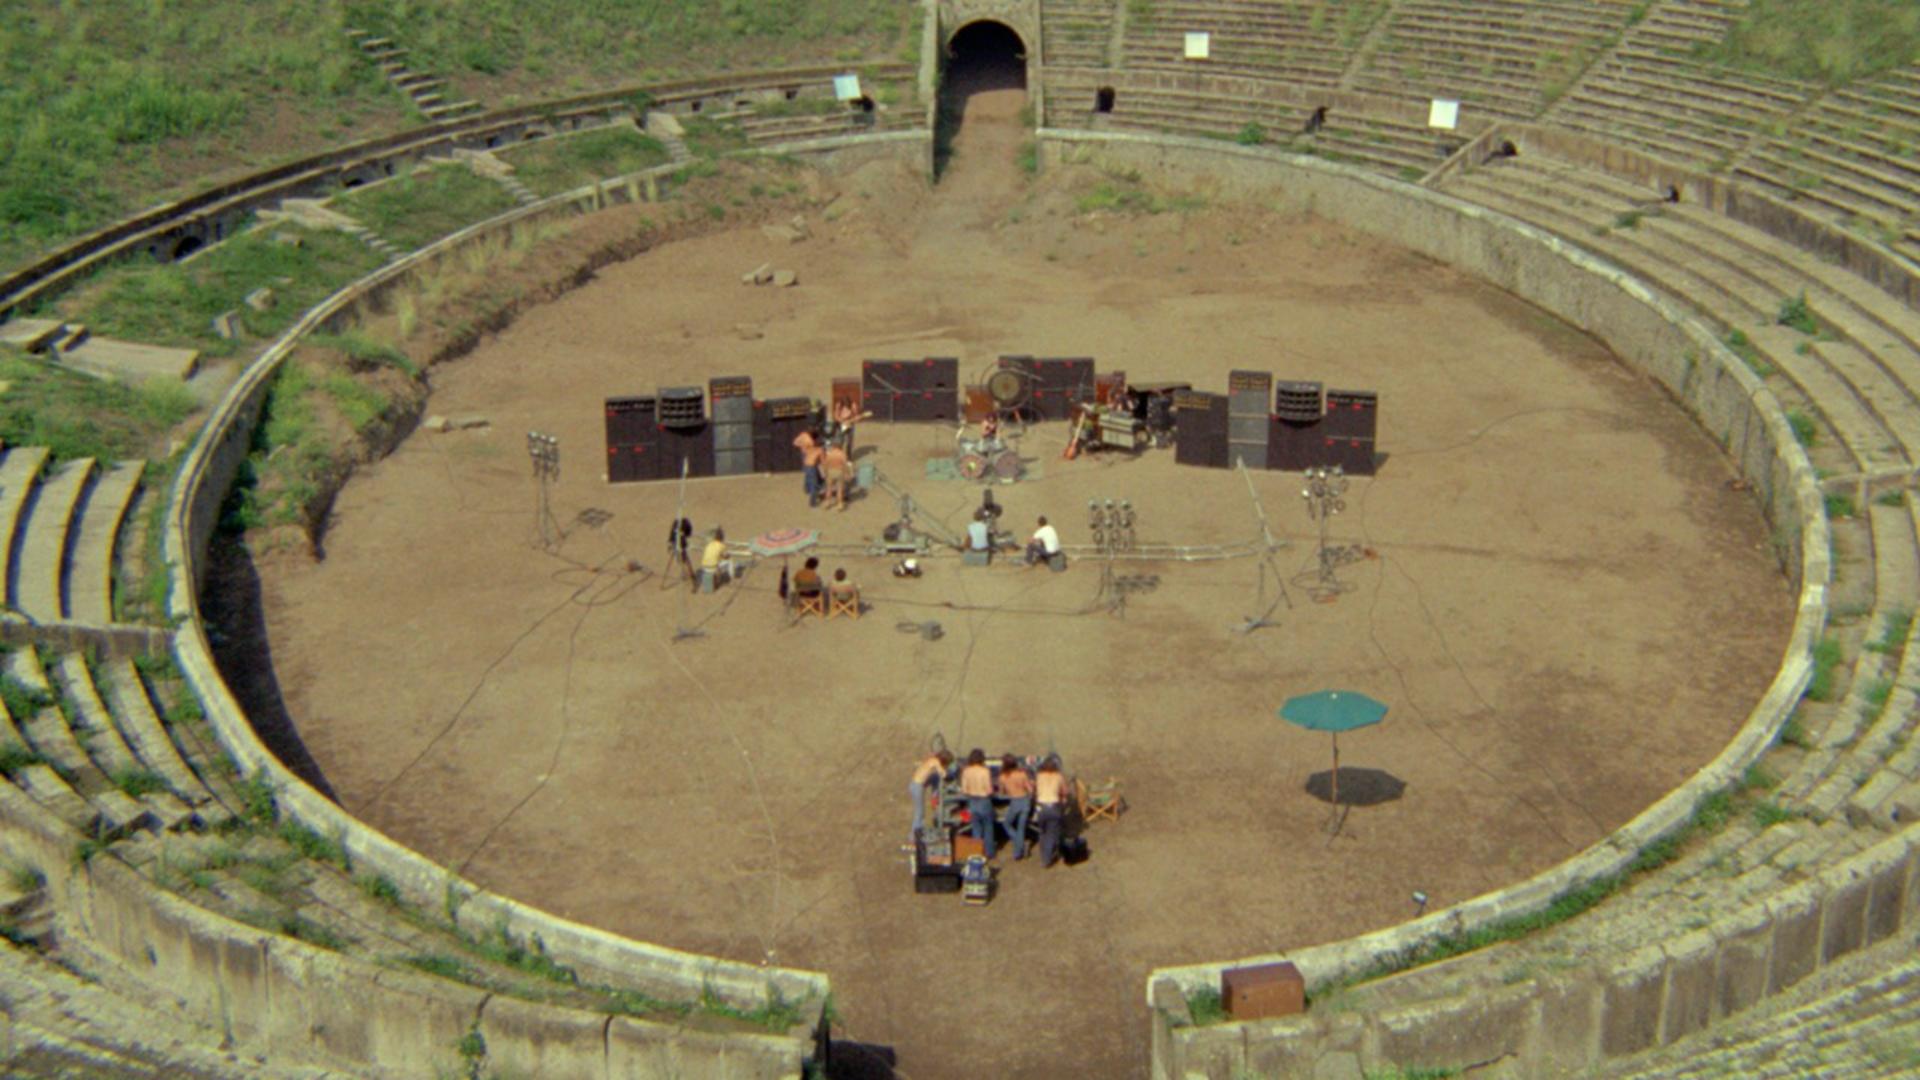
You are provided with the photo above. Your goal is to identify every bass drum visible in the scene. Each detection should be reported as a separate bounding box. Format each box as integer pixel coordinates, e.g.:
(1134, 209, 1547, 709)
(992, 449, 1022, 482)
(956, 453, 989, 481)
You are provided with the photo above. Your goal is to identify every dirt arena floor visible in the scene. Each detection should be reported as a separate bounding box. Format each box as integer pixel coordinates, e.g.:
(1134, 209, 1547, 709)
(241, 80, 1793, 1078)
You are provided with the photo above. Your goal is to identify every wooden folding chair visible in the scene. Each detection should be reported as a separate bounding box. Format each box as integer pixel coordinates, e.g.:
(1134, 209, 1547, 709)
(827, 588, 861, 620)
(1075, 777, 1125, 824)
(795, 592, 826, 618)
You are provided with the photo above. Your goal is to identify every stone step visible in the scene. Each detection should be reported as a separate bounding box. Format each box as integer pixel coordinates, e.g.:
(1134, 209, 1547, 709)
(1445, 169, 1892, 474)
(0, 445, 51, 612)
(96, 659, 215, 809)
(59, 338, 200, 383)
(413, 92, 444, 108)
(12, 763, 101, 833)
(0, 318, 67, 353)
(54, 655, 196, 831)
(64, 461, 142, 625)
(423, 100, 483, 121)
(12, 458, 95, 621)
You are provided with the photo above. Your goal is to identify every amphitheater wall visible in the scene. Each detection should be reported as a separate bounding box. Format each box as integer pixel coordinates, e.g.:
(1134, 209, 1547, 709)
(1144, 829, 1920, 1077)
(1034, 128, 1835, 1077)
(146, 133, 930, 1072)
(1502, 124, 1920, 310)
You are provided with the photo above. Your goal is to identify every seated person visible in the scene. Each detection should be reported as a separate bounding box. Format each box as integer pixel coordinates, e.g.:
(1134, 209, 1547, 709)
(700, 527, 734, 587)
(1024, 515, 1061, 567)
(829, 567, 859, 605)
(792, 556, 824, 601)
(966, 510, 991, 553)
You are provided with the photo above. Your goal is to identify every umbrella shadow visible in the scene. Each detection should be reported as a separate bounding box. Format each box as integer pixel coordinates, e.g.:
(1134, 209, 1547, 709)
(1304, 767, 1406, 807)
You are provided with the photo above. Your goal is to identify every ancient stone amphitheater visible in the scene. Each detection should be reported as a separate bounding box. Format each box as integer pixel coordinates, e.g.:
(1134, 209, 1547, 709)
(2, 1, 1918, 1077)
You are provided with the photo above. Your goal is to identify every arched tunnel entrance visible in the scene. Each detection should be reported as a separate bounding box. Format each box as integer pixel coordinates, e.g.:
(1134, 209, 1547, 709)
(935, 20, 1028, 178)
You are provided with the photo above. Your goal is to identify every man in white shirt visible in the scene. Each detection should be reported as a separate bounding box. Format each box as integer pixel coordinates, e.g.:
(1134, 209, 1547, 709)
(1025, 515, 1061, 567)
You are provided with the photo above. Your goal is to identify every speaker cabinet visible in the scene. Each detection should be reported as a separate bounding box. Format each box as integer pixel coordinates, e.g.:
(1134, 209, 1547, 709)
(1274, 380, 1323, 422)
(604, 395, 657, 447)
(1174, 390, 1228, 469)
(1323, 389, 1378, 441)
(658, 386, 706, 428)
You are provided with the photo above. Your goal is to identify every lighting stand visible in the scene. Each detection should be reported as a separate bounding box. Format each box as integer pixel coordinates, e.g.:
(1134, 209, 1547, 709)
(1088, 497, 1136, 617)
(527, 432, 561, 551)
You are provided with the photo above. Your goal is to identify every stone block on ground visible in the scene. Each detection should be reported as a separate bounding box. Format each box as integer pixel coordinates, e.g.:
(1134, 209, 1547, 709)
(761, 223, 806, 244)
(644, 111, 685, 139)
(211, 311, 242, 340)
(271, 231, 303, 247)
(734, 323, 764, 341)
(773, 269, 798, 287)
(1601, 945, 1667, 1057)
(445, 415, 490, 432)
(243, 287, 274, 312)
(61, 339, 199, 383)
(743, 262, 773, 285)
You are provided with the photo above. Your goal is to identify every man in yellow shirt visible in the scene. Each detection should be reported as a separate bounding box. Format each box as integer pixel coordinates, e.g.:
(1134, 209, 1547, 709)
(700, 527, 733, 589)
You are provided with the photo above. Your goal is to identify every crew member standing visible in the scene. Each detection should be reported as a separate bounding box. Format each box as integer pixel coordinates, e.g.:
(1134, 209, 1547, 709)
(822, 441, 852, 512)
(1035, 756, 1069, 867)
(997, 754, 1035, 860)
(959, 749, 997, 860)
(794, 428, 824, 508)
(909, 749, 954, 838)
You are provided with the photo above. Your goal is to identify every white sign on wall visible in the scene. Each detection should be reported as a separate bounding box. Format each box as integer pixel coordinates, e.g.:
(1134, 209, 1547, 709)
(1184, 32, 1210, 60)
(1428, 98, 1460, 131)
(833, 74, 862, 101)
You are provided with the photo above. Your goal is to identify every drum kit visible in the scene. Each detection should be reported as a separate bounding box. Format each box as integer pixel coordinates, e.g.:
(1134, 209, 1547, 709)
(954, 365, 1031, 484)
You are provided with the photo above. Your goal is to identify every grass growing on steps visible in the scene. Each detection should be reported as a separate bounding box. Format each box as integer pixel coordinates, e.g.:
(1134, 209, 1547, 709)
(339, 0, 914, 105)
(0, 2, 400, 276)
(1701, 0, 1920, 84)
(57, 225, 385, 357)
(0, 353, 197, 465)
(333, 167, 520, 253)
(495, 127, 670, 197)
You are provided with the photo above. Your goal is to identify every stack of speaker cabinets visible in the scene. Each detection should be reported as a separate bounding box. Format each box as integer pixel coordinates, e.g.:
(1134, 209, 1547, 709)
(1267, 380, 1324, 473)
(1173, 389, 1229, 468)
(1227, 369, 1272, 470)
(861, 358, 958, 421)
(604, 395, 660, 483)
(1032, 357, 1095, 420)
(656, 385, 713, 479)
(709, 375, 754, 477)
(1322, 389, 1378, 475)
(762, 397, 812, 473)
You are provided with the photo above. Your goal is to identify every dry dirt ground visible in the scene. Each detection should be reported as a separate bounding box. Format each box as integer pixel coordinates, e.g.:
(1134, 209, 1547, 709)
(238, 82, 1793, 1078)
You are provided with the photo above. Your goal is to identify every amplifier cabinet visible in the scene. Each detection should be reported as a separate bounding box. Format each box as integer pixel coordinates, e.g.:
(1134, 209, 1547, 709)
(1222, 963, 1305, 1020)
(604, 395, 658, 447)
(890, 389, 958, 422)
(1274, 380, 1324, 422)
(606, 443, 663, 484)
(1325, 436, 1377, 476)
(1323, 389, 1379, 441)
(922, 357, 960, 391)
(658, 422, 714, 478)
(714, 447, 755, 477)
(1267, 417, 1320, 472)
(658, 385, 706, 428)
(1174, 391, 1229, 469)
(1034, 357, 1095, 395)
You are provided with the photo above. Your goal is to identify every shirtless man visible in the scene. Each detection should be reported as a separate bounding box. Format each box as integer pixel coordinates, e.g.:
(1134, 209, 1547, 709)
(821, 441, 852, 511)
(1034, 757, 1070, 867)
(909, 749, 954, 838)
(958, 749, 997, 860)
(793, 428, 824, 508)
(997, 754, 1035, 860)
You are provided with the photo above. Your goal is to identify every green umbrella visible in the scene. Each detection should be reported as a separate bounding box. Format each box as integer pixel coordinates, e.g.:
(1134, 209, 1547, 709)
(1279, 690, 1388, 809)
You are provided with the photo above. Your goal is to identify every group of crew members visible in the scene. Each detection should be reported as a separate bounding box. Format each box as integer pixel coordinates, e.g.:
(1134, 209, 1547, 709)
(791, 400, 867, 511)
(910, 748, 1073, 867)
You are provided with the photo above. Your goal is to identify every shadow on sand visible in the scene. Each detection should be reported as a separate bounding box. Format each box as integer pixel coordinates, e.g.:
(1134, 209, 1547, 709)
(1303, 766, 1406, 807)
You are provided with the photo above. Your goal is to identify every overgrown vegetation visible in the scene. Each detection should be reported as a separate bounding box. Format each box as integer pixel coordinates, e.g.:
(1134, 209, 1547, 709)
(1075, 170, 1207, 215)
(1724, 330, 1772, 377)
(495, 127, 670, 197)
(1777, 293, 1820, 335)
(1865, 611, 1912, 654)
(0, 2, 396, 274)
(333, 167, 519, 253)
(1807, 635, 1845, 701)
(1786, 409, 1819, 447)
(55, 225, 384, 358)
(1701, 0, 1920, 84)
(341, 0, 914, 105)
(1184, 986, 1228, 1025)
(0, 354, 197, 465)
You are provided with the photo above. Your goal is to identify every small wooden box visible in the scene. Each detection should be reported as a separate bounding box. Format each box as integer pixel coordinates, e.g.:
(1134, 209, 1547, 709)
(1221, 962, 1304, 1020)
(953, 834, 985, 863)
